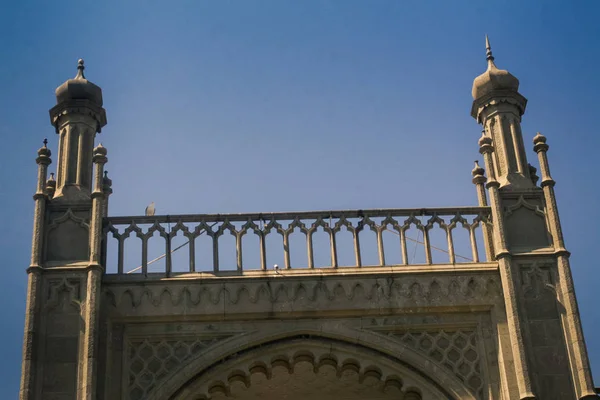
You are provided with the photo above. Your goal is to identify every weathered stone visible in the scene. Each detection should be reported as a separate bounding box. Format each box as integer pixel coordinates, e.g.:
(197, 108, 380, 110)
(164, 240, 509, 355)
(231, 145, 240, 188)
(19, 42, 597, 400)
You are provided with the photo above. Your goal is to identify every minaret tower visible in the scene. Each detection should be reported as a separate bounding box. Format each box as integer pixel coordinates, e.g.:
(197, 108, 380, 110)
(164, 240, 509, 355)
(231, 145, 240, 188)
(50, 59, 107, 201)
(472, 38, 596, 399)
(20, 60, 109, 400)
(472, 36, 532, 190)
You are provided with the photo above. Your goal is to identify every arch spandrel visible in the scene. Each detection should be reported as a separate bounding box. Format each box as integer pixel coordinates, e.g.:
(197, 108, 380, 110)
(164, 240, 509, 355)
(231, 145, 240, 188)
(144, 329, 477, 400)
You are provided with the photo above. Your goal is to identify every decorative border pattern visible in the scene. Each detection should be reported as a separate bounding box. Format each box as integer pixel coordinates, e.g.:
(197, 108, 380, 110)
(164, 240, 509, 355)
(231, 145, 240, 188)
(103, 275, 502, 309)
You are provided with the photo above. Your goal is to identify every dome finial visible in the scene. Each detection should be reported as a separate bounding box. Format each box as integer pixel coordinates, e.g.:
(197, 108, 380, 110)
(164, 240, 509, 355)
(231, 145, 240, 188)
(76, 58, 86, 79)
(485, 35, 495, 64)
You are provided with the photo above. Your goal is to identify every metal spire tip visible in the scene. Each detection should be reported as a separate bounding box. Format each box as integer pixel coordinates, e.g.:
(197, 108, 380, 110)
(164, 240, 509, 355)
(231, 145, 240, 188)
(485, 35, 494, 62)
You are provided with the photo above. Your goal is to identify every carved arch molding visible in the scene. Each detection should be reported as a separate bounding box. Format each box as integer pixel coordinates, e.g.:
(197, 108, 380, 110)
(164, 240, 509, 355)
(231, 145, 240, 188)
(141, 336, 475, 400)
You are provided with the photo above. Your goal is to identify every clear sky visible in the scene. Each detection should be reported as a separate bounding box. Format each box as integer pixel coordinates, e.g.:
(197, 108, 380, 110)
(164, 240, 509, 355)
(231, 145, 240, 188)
(1, 0, 599, 396)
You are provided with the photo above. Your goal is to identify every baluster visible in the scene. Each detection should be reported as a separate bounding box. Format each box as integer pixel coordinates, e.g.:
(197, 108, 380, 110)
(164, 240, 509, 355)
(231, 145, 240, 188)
(423, 226, 432, 265)
(470, 225, 480, 263)
(283, 231, 291, 269)
(236, 232, 243, 271)
(400, 228, 408, 265)
(330, 229, 338, 268)
(353, 230, 362, 267)
(165, 232, 172, 276)
(259, 230, 267, 271)
(212, 236, 219, 272)
(117, 237, 125, 274)
(188, 234, 196, 272)
(307, 231, 314, 269)
(376, 227, 385, 266)
(447, 226, 456, 264)
(141, 238, 148, 275)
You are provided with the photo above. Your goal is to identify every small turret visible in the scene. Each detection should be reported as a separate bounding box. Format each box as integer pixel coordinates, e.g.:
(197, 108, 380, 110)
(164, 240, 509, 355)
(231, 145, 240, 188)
(49, 59, 107, 201)
(46, 173, 56, 198)
(471, 37, 531, 189)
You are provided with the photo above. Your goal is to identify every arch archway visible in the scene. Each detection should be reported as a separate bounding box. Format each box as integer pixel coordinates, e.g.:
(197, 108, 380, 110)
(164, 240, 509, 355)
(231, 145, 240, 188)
(145, 330, 477, 400)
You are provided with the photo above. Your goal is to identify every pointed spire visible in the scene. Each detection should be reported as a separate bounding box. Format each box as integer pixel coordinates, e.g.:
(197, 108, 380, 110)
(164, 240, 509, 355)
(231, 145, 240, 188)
(75, 58, 86, 79)
(485, 35, 495, 66)
(43, 138, 48, 148)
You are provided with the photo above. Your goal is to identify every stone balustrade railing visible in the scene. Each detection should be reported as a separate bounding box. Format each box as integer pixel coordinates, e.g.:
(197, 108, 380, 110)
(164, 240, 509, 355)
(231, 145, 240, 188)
(102, 207, 493, 276)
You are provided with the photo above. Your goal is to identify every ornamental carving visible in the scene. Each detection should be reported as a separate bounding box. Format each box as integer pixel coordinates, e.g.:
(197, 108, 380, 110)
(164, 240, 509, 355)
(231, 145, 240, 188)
(384, 330, 484, 399)
(127, 335, 235, 400)
(161, 338, 461, 400)
(519, 262, 556, 297)
(104, 275, 502, 310)
(45, 277, 82, 310)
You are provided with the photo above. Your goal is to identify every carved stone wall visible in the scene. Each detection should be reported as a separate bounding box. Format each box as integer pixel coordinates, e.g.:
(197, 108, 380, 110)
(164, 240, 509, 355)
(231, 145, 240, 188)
(100, 271, 504, 400)
(45, 208, 90, 263)
(171, 338, 439, 400)
(102, 271, 503, 319)
(518, 261, 574, 400)
(38, 275, 84, 399)
(127, 335, 235, 400)
(386, 330, 484, 397)
(502, 194, 552, 252)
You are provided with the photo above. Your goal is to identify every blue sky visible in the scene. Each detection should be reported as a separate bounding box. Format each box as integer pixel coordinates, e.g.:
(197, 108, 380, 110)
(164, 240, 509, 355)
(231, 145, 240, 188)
(1, 0, 599, 396)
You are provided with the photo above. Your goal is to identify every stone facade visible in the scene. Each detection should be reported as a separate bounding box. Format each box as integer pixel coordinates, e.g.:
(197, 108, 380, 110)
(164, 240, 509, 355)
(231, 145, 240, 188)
(19, 42, 597, 399)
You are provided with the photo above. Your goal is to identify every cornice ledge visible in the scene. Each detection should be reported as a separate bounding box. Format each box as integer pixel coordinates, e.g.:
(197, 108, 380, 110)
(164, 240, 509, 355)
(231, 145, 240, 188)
(102, 263, 499, 284)
(49, 99, 107, 133)
(471, 90, 528, 122)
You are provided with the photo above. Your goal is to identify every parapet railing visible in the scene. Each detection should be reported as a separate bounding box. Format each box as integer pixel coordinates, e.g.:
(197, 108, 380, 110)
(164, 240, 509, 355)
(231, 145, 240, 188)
(102, 207, 493, 276)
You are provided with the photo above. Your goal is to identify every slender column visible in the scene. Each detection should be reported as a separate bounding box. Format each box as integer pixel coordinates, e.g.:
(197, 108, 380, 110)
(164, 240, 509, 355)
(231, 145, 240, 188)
(30, 141, 51, 268)
(353, 231, 362, 267)
(472, 159, 494, 261)
(376, 229, 385, 266)
(422, 228, 432, 265)
(89, 145, 106, 264)
(330, 231, 338, 268)
(20, 141, 51, 400)
(19, 268, 41, 400)
(480, 134, 536, 400)
(99, 172, 112, 267)
(236, 232, 243, 271)
(101, 171, 112, 218)
(533, 133, 596, 399)
(509, 117, 526, 174)
(306, 232, 315, 269)
(446, 226, 456, 263)
(80, 266, 102, 400)
(80, 144, 107, 400)
(259, 232, 267, 271)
